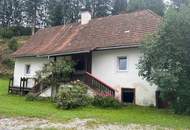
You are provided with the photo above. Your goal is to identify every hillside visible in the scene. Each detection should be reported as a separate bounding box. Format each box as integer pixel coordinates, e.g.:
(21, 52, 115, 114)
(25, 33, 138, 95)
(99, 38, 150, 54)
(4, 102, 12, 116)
(0, 36, 30, 75)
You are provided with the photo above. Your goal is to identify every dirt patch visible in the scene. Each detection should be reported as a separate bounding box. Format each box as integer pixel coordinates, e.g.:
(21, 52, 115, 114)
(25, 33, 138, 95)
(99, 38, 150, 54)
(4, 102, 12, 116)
(0, 117, 175, 130)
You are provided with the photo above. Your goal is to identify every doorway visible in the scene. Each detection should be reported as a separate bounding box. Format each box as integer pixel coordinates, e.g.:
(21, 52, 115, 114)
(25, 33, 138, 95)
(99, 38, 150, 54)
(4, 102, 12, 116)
(121, 88, 135, 104)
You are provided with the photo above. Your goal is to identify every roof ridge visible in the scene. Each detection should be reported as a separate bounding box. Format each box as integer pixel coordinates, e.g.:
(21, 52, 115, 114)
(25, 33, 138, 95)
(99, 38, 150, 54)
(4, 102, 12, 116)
(145, 9, 162, 19)
(89, 9, 161, 23)
(12, 9, 162, 58)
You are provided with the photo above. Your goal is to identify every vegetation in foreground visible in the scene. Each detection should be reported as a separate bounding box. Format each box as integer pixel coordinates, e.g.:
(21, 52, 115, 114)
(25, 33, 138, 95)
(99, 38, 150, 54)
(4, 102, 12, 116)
(138, 3, 190, 114)
(0, 78, 190, 129)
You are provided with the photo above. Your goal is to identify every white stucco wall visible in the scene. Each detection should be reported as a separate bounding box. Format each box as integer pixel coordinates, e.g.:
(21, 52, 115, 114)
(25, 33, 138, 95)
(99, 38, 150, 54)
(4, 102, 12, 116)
(92, 48, 158, 106)
(13, 57, 49, 88)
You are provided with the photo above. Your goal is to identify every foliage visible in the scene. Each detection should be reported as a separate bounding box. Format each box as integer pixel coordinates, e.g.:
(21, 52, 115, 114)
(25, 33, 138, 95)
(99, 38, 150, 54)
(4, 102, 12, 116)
(112, 0, 128, 15)
(0, 27, 31, 38)
(1, 79, 190, 128)
(138, 5, 190, 114)
(93, 0, 112, 18)
(127, 0, 165, 16)
(93, 95, 121, 108)
(0, 0, 167, 28)
(23, 0, 48, 34)
(171, 0, 190, 8)
(36, 60, 75, 97)
(0, 0, 23, 27)
(0, 28, 14, 38)
(0, 36, 29, 75)
(56, 81, 92, 109)
(48, 0, 80, 26)
(10, 26, 32, 36)
(2, 58, 14, 68)
(8, 38, 18, 51)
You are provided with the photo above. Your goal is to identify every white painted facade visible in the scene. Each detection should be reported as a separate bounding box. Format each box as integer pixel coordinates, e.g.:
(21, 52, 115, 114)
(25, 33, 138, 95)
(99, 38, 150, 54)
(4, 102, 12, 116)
(13, 57, 49, 88)
(92, 48, 158, 106)
(13, 48, 157, 106)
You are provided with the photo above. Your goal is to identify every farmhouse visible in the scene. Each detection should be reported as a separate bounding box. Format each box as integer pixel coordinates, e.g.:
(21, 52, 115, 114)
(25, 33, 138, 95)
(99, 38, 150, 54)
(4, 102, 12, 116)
(10, 9, 161, 106)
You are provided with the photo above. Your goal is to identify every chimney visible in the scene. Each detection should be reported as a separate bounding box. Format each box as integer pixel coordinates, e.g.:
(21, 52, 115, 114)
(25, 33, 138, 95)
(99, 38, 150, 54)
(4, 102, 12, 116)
(81, 9, 92, 25)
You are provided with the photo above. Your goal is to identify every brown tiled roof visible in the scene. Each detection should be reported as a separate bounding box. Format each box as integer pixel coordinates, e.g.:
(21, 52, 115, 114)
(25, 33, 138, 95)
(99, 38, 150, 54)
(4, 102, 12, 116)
(13, 10, 161, 57)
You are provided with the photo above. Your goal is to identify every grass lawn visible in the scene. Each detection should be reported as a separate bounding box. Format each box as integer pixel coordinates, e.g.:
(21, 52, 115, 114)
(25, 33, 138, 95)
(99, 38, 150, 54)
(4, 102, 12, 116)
(0, 78, 190, 129)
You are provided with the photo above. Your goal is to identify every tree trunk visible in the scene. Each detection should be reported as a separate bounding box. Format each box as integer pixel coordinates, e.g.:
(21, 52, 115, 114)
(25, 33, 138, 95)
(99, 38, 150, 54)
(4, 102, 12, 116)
(32, 1, 37, 35)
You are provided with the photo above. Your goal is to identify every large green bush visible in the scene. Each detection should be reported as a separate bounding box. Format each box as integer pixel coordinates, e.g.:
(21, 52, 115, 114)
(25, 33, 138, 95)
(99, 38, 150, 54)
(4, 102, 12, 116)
(138, 5, 190, 114)
(93, 95, 121, 108)
(56, 81, 92, 109)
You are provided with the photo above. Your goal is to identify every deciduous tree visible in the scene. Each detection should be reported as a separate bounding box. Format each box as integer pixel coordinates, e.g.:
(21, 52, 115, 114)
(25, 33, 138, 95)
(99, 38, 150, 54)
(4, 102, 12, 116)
(138, 5, 190, 114)
(112, 0, 128, 15)
(127, 0, 165, 16)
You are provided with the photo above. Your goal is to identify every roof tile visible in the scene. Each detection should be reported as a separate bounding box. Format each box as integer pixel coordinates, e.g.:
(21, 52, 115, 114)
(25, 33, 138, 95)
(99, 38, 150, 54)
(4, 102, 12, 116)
(13, 10, 161, 57)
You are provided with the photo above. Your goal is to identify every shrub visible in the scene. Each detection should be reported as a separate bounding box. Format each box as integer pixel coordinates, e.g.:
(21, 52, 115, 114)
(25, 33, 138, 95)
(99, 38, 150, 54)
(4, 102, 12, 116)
(0, 28, 14, 38)
(93, 95, 121, 108)
(8, 38, 18, 51)
(11, 26, 32, 36)
(0, 26, 32, 38)
(36, 60, 75, 98)
(56, 81, 92, 109)
(2, 58, 14, 68)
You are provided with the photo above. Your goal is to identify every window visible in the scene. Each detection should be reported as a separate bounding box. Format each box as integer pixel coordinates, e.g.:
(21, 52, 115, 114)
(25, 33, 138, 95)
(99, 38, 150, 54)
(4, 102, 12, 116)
(118, 56, 127, 71)
(25, 64, 31, 74)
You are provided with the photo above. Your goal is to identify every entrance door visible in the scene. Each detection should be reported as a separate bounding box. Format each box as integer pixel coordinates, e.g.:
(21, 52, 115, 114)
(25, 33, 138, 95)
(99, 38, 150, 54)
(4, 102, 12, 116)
(121, 88, 135, 104)
(72, 53, 92, 73)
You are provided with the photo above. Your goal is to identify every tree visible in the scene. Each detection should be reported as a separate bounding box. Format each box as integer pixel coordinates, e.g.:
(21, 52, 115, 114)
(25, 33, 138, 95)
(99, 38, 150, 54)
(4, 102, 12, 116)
(0, 0, 13, 27)
(127, 0, 165, 16)
(112, 0, 128, 15)
(11, 0, 24, 26)
(171, 0, 189, 8)
(8, 38, 18, 51)
(138, 5, 190, 114)
(0, 0, 24, 27)
(24, 0, 48, 34)
(48, 0, 64, 26)
(36, 60, 75, 98)
(93, 0, 112, 18)
(48, 0, 80, 26)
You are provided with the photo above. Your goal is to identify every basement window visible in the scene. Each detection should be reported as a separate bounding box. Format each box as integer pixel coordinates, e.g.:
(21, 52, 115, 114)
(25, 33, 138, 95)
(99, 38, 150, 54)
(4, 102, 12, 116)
(117, 56, 128, 71)
(25, 64, 31, 74)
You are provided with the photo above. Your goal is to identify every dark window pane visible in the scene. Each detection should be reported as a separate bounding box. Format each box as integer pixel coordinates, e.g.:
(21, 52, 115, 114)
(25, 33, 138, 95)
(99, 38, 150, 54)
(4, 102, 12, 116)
(25, 65, 31, 74)
(118, 57, 127, 70)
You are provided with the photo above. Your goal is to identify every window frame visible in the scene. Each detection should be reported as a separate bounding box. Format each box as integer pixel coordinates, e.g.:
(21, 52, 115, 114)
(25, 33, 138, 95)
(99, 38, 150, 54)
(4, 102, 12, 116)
(117, 56, 128, 72)
(25, 64, 31, 75)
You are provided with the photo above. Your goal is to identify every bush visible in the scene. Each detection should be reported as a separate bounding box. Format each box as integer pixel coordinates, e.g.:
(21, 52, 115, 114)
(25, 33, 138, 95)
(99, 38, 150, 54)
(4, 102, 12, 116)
(11, 26, 32, 36)
(2, 58, 14, 68)
(0, 28, 14, 38)
(0, 26, 32, 39)
(56, 81, 92, 109)
(93, 95, 121, 108)
(8, 38, 18, 51)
